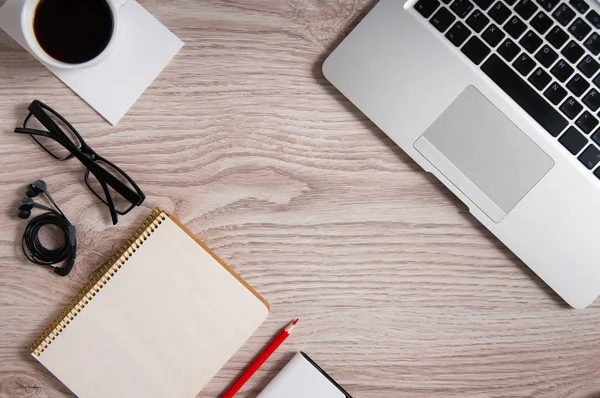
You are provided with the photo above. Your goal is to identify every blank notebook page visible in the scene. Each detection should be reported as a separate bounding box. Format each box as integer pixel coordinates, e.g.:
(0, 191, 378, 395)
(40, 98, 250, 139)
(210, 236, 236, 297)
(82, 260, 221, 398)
(33, 212, 269, 398)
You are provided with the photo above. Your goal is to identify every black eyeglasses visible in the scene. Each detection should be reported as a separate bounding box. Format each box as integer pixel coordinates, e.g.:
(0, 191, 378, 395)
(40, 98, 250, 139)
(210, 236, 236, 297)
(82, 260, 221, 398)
(14, 100, 145, 225)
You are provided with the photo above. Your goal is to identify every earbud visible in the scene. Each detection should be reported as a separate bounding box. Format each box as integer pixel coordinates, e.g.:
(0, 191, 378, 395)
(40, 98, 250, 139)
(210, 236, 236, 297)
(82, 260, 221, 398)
(25, 180, 47, 198)
(21, 180, 62, 217)
(17, 209, 31, 219)
(17, 197, 53, 219)
(18, 197, 33, 219)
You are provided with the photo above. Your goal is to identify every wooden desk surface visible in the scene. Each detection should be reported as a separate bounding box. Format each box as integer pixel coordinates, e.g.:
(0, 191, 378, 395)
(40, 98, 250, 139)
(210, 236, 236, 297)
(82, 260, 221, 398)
(1, 1, 600, 397)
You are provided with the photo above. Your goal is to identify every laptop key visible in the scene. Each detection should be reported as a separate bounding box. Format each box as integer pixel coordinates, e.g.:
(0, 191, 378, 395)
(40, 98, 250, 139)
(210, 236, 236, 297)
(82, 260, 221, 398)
(551, 60, 575, 82)
(561, 40, 585, 63)
(446, 21, 472, 46)
(575, 111, 598, 133)
(528, 67, 552, 89)
(466, 10, 490, 32)
(559, 126, 588, 153)
(431, 8, 456, 32)
(474, 0, 494, 10)
(415, 0, 441, 17)
(536, 0, 560, 11)
(592, 128, 600, 145)
(568, 18, 592, 40)
(578, 144, 600, 168)
(544, 82, 569, 104)
(505, 16, 528, 38)
(481, 54, 568, 136)
(520, 30, 543, 52)
(531, 11, 554, 34)
(586, 9, 600, 29)
(553, 4, 576, 26)
(461, 36, 491, 64)
(584, 32, 600, 55)
(498, 38, 521, 60)
(514, 53, 537, 75)
(515, 0, 539, 20)
(450, 0, 474, 17)
(560, 96, 584, 119)
(569, 0, 590, 14)
(482, 23, 505, 46)
(489, 2, 511, 24)
(535, 45, 558, 67)
(566, 74, 590, 96)
(546, 26, 570, 48)
(583, 88, 600, 110)
(577, 55, 600, 78)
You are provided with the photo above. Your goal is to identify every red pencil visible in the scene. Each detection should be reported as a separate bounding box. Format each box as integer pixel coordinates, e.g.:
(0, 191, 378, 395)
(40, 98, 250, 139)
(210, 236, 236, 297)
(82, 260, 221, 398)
(220, 318, 299, 398)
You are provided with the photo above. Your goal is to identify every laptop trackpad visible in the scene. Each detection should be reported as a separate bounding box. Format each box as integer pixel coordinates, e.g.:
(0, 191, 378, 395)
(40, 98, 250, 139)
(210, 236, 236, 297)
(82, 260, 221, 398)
(414, 85, 554, 222)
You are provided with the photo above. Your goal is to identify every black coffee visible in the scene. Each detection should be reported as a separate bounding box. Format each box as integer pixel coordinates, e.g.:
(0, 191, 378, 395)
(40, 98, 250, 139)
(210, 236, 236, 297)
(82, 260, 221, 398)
(34, 0, 114, 64)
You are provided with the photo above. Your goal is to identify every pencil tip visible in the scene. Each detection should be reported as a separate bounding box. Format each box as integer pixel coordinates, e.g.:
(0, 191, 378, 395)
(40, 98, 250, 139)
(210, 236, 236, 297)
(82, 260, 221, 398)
(292, 318, 299, 325)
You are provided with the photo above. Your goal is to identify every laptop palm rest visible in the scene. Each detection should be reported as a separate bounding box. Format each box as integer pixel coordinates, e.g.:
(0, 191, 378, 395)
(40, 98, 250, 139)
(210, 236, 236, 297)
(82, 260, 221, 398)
(414, 86, 554, 223)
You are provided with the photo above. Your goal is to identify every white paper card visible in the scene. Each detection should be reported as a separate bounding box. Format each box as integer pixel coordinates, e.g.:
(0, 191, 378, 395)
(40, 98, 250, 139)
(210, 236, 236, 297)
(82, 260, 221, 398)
(258, 353, 348, 398)
(0, 0, 183, 124)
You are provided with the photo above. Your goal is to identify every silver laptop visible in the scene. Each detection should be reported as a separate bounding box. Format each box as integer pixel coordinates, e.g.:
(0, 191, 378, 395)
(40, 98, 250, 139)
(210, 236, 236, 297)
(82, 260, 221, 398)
(323, 0, 600, 308)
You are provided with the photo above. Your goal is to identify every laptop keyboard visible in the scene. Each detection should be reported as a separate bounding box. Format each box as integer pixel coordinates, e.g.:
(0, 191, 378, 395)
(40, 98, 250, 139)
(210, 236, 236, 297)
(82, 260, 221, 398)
(414, 0, 600, 178)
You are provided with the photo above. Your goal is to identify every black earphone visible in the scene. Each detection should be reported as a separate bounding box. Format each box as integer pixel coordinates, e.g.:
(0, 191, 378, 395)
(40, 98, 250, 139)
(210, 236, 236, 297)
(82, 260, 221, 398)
(17, 180, 77, 277)
(18, 180, 58, 219)
(25, 179, 48, 198)
(17, 197, 52, 219)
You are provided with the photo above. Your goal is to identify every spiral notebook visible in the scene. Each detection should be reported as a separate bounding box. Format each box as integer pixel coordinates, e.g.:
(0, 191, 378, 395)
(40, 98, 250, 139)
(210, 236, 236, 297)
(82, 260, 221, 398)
(30, 209, 269, 398)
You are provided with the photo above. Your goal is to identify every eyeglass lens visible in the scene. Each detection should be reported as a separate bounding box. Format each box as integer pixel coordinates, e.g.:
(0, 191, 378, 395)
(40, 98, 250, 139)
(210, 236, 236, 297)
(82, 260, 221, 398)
(85, 159, 139, 214)
(24, 106, 82, 160)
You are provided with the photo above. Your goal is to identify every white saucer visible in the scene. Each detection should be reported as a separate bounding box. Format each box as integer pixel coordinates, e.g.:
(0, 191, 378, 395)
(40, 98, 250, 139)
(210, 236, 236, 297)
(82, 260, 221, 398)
(0, 0, 183, 124)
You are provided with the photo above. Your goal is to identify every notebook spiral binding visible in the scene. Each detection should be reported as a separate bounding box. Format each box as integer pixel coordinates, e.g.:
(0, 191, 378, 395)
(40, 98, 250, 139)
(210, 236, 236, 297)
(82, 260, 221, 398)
(30, 208, 167, 356)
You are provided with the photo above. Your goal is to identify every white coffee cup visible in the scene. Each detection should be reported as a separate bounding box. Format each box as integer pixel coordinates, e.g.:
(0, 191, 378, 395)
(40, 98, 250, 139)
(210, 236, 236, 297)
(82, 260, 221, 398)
(20, 0, 126, 69)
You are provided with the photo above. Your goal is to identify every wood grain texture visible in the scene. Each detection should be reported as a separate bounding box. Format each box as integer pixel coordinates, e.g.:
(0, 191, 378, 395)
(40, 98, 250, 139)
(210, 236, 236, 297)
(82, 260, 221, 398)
(1, 0, 600, 397)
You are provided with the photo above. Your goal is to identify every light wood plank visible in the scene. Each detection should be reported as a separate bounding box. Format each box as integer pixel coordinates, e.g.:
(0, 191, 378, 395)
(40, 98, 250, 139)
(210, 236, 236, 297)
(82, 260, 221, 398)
(1, 0, 600, 397)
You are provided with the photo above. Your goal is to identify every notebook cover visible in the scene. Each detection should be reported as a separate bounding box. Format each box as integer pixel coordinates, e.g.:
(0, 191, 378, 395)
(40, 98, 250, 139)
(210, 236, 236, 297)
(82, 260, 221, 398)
(30, 208, 269, 398)
(257, 352, 352, 398)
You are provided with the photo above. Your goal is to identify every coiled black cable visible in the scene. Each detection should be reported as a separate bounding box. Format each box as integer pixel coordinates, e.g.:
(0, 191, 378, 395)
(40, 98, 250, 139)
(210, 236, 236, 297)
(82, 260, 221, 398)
(22, 210, 77, 276)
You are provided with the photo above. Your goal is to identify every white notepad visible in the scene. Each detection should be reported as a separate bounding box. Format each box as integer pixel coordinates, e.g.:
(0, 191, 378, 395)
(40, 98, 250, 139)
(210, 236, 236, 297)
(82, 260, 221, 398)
(31, 209, 269, 398)
(0, 0, 183, 124)
(258, 352, 351, 398)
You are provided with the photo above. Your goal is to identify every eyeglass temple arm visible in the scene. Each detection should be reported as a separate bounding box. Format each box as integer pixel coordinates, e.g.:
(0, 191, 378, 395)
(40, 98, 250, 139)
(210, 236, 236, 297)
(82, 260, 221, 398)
(98, 179, 119, 225)
(15, 127, 51, 136)
(27, 101, 68, 137)
(14, 127, 142, 204)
